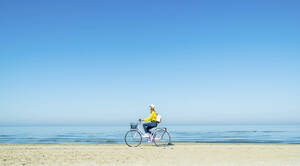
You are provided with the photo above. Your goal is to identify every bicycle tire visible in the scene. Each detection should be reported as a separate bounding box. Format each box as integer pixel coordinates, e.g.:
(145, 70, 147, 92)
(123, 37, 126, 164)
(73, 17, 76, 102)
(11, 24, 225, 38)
(124, 130, 142, 147)
(153, 128, 171, 147)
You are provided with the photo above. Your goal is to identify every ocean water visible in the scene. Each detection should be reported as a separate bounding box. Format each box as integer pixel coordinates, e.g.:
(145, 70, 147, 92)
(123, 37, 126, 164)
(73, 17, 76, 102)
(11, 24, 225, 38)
(0, 124, 300, 144)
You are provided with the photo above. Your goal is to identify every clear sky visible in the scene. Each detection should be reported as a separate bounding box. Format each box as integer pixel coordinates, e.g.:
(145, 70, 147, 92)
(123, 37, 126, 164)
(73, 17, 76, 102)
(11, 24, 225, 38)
(1, 0, 300, 125)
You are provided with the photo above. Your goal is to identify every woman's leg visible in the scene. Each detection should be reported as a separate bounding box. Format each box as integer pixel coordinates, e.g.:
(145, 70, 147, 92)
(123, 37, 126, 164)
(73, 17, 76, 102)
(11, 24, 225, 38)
(143, 122, 150, 133)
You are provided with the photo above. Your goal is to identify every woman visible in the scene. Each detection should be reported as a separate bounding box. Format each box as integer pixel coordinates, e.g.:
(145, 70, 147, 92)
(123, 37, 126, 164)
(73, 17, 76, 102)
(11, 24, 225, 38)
(140, 104, 158, 137)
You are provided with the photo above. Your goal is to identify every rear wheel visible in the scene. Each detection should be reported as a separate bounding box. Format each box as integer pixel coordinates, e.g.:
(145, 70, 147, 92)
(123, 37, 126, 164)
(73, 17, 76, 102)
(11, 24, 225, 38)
(153, 128, 171, 147)
(124, 130, 142, 147)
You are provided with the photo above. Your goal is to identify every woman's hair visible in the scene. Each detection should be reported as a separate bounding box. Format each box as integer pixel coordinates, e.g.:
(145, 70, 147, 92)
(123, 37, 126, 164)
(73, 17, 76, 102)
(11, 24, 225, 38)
(150, 107, 155, 112)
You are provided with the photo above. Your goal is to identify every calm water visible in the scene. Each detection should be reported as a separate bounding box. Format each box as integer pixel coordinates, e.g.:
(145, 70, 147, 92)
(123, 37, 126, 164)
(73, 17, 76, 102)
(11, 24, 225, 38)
(0, 124, 300, 144)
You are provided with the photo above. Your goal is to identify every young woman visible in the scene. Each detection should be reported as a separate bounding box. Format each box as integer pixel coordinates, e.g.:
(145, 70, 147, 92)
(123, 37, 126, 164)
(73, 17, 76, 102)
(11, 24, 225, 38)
(140, 104, 158, 137)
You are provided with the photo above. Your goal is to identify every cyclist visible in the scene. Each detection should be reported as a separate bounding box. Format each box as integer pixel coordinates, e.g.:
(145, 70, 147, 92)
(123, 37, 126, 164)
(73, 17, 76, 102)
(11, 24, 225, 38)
(139, 104, 158, 137)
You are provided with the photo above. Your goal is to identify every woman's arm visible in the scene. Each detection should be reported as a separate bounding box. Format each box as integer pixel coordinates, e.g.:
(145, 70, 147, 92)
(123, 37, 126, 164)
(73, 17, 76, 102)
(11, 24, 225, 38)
(143, 111, 154, 121)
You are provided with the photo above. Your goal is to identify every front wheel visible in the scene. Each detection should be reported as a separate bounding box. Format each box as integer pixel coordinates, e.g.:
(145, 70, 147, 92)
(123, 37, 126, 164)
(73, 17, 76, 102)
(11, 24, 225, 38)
(124, 130, 142, 147)
(153, 128, 171, 147)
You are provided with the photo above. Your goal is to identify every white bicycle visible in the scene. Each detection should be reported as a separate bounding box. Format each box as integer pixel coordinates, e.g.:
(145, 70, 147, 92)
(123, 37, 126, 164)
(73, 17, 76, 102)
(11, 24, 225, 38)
(124, 120, 171, 147)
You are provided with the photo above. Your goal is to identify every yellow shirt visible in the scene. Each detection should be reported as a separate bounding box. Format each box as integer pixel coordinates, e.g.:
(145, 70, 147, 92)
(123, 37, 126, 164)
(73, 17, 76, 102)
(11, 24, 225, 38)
(143, 111, 157, 121)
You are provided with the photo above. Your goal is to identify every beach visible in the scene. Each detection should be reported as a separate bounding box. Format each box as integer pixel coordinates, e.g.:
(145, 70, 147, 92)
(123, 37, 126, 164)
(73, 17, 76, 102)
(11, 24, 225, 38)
(1, 143, 300, 166)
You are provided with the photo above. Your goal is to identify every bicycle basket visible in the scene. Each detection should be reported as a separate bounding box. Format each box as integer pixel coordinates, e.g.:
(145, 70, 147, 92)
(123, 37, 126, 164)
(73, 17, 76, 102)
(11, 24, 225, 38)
(130, 123, 138, 129)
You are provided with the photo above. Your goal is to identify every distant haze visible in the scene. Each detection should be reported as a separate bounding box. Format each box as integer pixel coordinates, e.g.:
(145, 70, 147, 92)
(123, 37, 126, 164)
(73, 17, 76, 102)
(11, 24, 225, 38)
(1, 0, 300, 125)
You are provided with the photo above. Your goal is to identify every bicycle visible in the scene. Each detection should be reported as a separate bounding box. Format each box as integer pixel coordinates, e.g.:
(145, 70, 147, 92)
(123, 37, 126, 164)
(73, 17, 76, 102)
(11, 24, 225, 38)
(124, 119, 171, 147)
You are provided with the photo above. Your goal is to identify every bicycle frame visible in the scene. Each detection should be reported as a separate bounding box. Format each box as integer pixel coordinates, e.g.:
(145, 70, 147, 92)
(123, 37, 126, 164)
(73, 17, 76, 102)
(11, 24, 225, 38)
(136, 121, 166, 139)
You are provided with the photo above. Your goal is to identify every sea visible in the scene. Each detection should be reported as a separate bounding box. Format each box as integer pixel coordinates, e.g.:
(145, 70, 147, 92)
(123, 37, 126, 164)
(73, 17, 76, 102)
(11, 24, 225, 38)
(0, 124, 300, 144)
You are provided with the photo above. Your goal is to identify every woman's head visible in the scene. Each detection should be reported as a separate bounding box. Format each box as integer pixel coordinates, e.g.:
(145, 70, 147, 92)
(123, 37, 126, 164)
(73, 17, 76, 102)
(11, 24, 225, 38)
(149, 104, 155, 112)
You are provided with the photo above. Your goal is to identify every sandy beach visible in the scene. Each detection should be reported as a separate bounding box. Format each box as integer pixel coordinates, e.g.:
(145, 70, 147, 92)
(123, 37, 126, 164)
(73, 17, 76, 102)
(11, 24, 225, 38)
(1, 143, 300, 166)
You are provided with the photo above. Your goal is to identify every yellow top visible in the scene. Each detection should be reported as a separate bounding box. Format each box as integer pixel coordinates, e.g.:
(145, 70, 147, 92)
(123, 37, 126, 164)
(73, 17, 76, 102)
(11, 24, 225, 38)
(143, 111, 157, 121)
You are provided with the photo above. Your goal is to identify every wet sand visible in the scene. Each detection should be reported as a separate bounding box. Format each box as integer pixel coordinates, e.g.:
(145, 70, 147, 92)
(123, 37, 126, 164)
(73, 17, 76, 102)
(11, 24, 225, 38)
(1, 143, 300, 166)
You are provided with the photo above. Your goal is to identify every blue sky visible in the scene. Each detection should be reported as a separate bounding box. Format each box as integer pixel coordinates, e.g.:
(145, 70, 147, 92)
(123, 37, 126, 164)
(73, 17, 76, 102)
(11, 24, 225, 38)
(0, 0, 300, 125)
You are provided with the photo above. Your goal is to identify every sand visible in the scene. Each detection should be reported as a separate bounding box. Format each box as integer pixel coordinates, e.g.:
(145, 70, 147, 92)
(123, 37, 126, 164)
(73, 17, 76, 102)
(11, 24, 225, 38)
(0, 143, 300, 166)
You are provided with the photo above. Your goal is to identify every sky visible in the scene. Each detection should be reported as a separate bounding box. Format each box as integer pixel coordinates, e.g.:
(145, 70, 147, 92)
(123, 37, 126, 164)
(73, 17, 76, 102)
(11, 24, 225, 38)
(0, 0, 300, 125)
